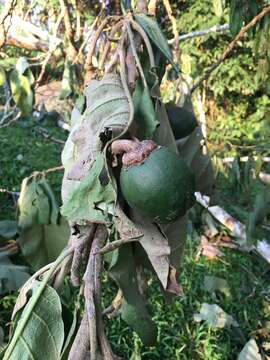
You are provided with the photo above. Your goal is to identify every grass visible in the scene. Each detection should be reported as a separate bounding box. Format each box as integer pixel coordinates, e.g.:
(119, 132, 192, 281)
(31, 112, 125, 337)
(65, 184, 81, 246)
(1, 116, 270, 359)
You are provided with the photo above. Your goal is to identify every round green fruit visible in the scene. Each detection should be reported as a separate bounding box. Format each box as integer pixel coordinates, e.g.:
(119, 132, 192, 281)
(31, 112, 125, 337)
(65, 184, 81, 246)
(166, 103, 197, 139)
(120, 146, 195, 223)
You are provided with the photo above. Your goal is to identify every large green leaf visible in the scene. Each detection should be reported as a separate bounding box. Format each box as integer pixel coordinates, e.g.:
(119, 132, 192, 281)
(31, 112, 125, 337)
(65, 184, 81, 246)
(9, 70, 33, 115)
(18, 217, 70, 271)
(0, 252, 30, 295)
(3, 282, 65, 360)
(134, 14, 178, 73)
(109, 245, 157, 345)
(61, 154, 116, 223)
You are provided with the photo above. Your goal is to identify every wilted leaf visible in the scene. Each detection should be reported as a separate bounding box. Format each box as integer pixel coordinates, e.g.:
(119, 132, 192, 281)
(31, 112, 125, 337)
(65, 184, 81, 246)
(4, 282, 65, 360)
(197, 235, 224, 260)
(18, 217, 70, 271)
(166, 266, 183, 295)
(194, 303, 238, 328)
(0, 67, 6, 86)
(109, 244, 157, 345)
(113, 204, 142, 240)
(238, 339, 262, 360)
(12, 279, 35, 320)
(0, 252, 30, 295)
(204, 276, 231, 298)
(0, 220, 18, 240)
(61, 74, 129, 203)
(132, 211, 170, 290)
(134, 14, 178, 73)
(61, 154, 116, 224)
(256, 240, 270, 264)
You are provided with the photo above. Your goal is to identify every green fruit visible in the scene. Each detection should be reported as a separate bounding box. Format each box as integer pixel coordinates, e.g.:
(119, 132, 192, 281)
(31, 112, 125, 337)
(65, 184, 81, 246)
(166, 103, 197, 139)
(120, 147, 195, 223)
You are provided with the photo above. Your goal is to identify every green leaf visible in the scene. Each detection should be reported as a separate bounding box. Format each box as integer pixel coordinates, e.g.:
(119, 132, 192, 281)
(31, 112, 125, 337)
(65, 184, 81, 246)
(213, 0, 224, 17)
(238, 339, 262, 360)
(18, 217, 70, 271)
(0, 220, 18, 240)
(3, 282, 65, 360)
(0, 58, 17, 70)
(109, 245, 157, 345)
(38, 177, 60, 225)
(229, 0, 242, 36)
(17, 176, 58, 230)
(0, 67, 6, 86)
(59, 60, 73, 99)
(134, 14, 179, 73)
(177, 126, 215, 196)
(133, 79, 159, 139)
(25, 69, 35, 86)
(0, 252, 30, 295)
(246, 187, 270, 245)
(61, 154, 116, 224)
(9, 70, 33, 115)
(17, 177, 39, 229)
(15, 57, 29, 75)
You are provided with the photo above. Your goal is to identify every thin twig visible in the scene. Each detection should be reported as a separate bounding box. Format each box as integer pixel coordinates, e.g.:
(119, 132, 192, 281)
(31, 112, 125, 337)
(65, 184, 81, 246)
(162, 0, 179, 62)
(148, 0, 158, 16)
(0, 0, 17, 47)
(73, 16, 99, 65)
(92, 226, 115, 360)
(35, 10, 64, 87)
(168, 24, 229, 43)
(34, 127, 65, 145)
(97, 237, 139, 255)
(84, 17, 109, 82)
(0, 111, 21, 129)
(191, 5, 270, 93)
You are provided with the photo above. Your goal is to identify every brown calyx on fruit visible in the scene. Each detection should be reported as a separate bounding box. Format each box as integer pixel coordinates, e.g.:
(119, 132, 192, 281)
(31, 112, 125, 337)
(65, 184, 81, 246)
(111, 139, 158, 167)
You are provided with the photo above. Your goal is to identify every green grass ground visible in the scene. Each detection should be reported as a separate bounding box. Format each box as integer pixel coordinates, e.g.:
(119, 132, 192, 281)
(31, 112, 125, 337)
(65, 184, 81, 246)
(1, 117, 270, 359)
